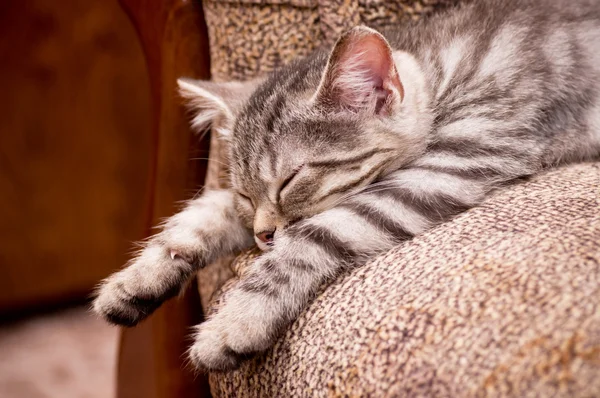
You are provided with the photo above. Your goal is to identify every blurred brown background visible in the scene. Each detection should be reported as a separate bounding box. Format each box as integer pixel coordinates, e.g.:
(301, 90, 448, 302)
(0, 1, 152, 315)
(0, 0, 211, 395)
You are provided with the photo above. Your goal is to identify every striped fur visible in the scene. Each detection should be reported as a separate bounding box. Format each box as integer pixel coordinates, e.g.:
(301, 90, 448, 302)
(94, 0, 600, 370)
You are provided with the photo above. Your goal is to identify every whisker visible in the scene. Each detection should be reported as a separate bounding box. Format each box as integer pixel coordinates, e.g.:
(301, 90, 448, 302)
(189, 157, 231, 167)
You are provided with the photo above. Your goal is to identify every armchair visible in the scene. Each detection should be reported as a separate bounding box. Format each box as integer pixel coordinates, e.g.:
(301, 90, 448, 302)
(116, 1, 600, 397)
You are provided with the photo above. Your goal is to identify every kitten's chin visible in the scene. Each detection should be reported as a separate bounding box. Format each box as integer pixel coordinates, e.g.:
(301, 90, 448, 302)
(255, 237, 274, 252)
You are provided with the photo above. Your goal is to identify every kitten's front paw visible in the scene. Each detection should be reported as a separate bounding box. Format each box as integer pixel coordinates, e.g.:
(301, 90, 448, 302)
(189, 296, 276, 370)
(93, 246, 195, 327)
(188, 324, 248, 371)
(93, 274, 167, 327)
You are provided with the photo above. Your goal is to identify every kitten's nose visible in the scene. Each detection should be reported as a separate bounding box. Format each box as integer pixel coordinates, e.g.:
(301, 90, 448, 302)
(256, 229, 275, 244)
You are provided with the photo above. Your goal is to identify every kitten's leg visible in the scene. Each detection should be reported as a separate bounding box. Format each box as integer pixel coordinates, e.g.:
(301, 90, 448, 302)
(93, 190, 253, 327)
(188, 206, 402, 370)
(188, 168, 496, 370)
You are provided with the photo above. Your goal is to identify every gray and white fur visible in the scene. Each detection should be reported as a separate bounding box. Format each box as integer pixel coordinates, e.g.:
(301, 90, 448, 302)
(93, 0, 600, 370)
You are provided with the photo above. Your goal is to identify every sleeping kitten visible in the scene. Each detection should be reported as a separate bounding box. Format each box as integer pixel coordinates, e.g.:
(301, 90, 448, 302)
(93, 0, 600, 370)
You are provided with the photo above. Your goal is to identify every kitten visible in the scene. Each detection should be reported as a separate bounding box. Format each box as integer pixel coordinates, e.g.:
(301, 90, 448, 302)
(93, 0, 600, 370)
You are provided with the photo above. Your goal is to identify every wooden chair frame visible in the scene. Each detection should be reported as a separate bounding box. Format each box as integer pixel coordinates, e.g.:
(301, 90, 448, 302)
(116, 1, 212, 396)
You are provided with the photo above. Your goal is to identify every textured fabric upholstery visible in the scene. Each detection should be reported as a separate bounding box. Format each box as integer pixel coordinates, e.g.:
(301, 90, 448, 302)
(196, 1, 600, 395)
(202, 0, 461, 82)
(207, 163, 600, 397)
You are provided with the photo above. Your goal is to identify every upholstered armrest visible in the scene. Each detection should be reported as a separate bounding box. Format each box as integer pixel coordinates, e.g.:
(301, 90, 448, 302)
(207, 162, 600, 396)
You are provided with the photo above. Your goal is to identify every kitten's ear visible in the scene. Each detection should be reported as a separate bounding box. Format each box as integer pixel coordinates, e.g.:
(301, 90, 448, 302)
(313, 26, 404, 114)
(177, 78, 261, 137)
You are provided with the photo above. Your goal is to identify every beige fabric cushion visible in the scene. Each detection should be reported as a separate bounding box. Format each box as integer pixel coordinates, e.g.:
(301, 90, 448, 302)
(208, 163, 600, 397)
(202, 0, 462, 82)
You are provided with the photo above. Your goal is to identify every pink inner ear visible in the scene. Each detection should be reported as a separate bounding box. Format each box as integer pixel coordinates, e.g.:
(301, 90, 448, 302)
(323, 29, 404, 112)
(346, 36, 391, 88)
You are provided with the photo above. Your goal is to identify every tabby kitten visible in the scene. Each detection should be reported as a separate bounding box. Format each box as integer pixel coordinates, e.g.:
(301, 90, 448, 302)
(94, 0, 600, 370)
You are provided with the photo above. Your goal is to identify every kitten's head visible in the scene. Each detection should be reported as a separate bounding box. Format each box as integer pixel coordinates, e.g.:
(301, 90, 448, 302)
(180, 26, 430, 250)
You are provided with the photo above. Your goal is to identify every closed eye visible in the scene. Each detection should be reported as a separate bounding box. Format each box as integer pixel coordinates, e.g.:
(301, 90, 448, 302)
(277, 164, 304, 202)
(237, 192, 254, 208)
